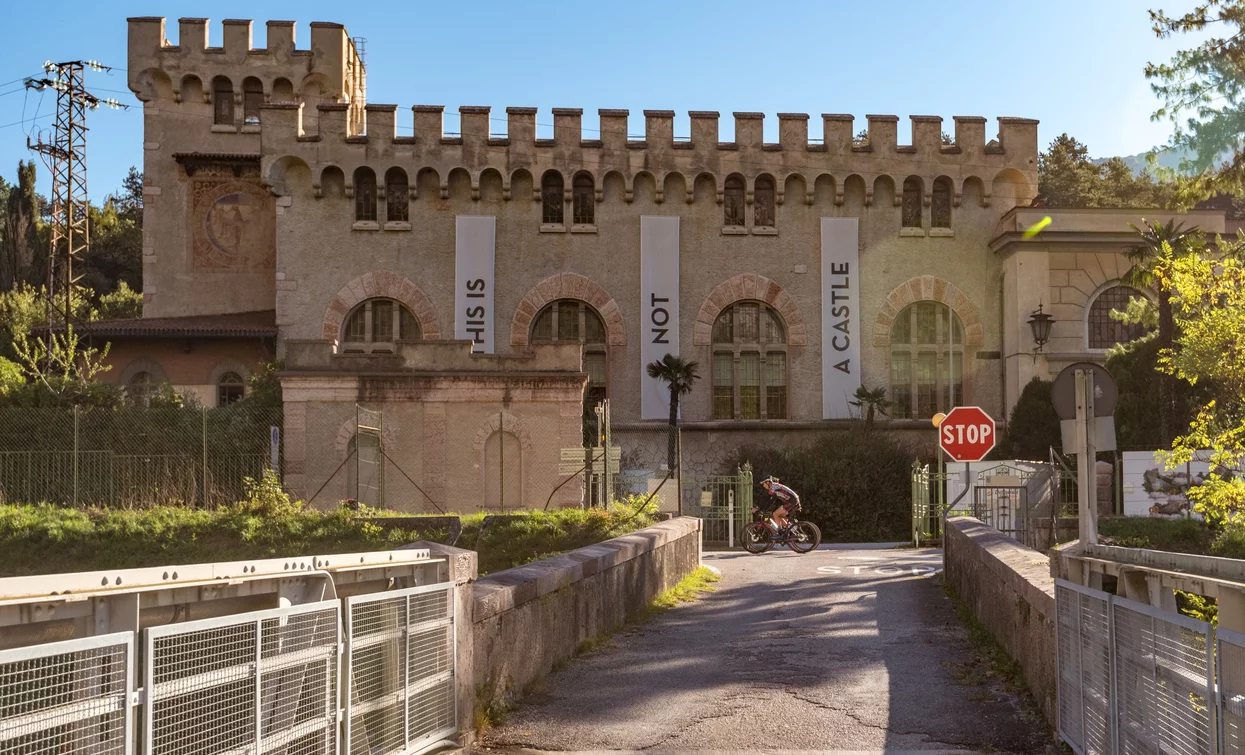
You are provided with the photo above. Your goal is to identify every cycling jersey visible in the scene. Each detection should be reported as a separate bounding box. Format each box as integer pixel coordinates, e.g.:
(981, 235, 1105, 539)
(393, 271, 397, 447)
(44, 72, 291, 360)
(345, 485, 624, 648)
(767, 482, 800, 510)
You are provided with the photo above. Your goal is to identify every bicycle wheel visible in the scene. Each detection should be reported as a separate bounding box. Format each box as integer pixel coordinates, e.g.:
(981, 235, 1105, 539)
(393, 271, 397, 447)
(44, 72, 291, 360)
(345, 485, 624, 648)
(742, 522, 773, 554)
(787, 521, 821, 554)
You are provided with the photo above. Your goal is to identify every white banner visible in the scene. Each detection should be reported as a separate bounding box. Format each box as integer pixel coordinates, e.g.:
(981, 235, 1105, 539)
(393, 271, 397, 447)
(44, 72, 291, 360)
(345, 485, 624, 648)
(455, 215, 496, 353)
(822, 218, 860, 418)
(640, 216, 680, 420)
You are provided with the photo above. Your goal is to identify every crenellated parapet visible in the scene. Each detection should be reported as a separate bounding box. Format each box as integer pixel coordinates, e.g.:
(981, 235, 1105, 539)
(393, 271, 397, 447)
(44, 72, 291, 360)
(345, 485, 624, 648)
(257, 104, 1038, 210)
(127, 17, 365, 134)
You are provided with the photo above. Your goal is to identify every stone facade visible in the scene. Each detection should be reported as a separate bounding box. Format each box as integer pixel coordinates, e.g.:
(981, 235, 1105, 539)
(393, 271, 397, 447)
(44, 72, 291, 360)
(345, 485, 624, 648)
(123, 17, 1228, 492)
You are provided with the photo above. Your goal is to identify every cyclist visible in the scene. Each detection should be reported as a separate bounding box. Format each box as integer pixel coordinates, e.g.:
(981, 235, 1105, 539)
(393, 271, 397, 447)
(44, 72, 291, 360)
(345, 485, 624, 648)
(760, 476, 801, 532)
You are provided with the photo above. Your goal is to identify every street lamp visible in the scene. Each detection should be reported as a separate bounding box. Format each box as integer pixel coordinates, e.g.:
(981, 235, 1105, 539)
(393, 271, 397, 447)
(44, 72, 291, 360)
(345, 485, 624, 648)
(1027, 304, 1054, 353)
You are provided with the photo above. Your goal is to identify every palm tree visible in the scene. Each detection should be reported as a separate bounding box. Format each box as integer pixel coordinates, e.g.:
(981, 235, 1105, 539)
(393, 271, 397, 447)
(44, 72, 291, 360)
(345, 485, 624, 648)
(849, 385, 891, 429)
(645, 354, 700, 470)
(1124, 219, 1201, 448)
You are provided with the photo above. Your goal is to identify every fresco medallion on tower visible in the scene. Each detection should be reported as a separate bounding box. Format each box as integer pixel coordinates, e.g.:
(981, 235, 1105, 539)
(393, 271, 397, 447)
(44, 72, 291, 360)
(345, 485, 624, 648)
(190, 179, 276, 271)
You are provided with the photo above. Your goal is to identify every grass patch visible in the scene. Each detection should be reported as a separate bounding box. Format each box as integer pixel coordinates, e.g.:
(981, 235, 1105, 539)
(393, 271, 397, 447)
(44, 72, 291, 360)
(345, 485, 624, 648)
(0, 473, 659, 577)
(630, 566, 721, 624)
(1099, 515, 1245, 561)
(942, 578, 1029, 694)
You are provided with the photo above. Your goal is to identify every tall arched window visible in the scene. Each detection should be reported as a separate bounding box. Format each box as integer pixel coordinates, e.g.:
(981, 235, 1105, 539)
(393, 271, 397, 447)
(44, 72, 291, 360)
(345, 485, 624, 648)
(890, 302, 963, 419)
(541, 171, 564, 225)
(902, 177, 923, 228)
(127, 372, 154, 408)
(1088, 285, 1151, 349)
(572, 172, 594, 225)
(341, 298, 420, 352)
(354, 167, 377, 222)
(724, 174, 746, 227)
(241, 77, 263, 125)
(385, 168, 409, 223)
(532, 299, 607, 404)
(932, 177, 952, 228)
(712, 302, 788, 420)
(217, 372, 245, 406)
(212, 76, 234, 126)
(754, 175, 775, 228)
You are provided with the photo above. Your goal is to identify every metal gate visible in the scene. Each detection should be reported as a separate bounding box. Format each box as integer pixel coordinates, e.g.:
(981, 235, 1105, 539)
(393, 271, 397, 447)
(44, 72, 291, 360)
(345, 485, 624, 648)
(0, 633, 134, 755)
(683, 466, 752, 546)
(973, 485, 1028, 542)
(344, 583, 456, 755)
(143, 600, 341, 755)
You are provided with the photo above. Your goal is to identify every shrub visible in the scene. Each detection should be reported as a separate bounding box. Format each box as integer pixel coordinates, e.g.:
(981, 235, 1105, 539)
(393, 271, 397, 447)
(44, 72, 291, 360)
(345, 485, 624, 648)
(990, 377, 1060, 461)
(728, 428, 913, 542)
(1106, 335, 1206, 451)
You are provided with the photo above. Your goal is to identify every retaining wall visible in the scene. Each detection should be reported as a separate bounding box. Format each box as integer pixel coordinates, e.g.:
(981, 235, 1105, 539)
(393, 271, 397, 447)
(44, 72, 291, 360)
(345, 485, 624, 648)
(944, 515, 1058, 725)
(469, 516, 702, 705)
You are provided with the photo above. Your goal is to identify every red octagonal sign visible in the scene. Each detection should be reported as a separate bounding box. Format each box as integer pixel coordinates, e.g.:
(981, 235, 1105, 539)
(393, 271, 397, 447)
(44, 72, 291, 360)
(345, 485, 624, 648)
(938, 406, 997, 462)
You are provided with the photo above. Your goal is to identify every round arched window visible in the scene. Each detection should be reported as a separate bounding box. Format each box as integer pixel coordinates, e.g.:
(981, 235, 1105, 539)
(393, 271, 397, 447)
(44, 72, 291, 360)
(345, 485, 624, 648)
(532, 299, 607, 404)
(127, 372, 154, 408)
(889, 302, 963, 419)
(1088, 285, 1151, 350)
(341, 298, 420, 352)
(217, 372, 245, 406)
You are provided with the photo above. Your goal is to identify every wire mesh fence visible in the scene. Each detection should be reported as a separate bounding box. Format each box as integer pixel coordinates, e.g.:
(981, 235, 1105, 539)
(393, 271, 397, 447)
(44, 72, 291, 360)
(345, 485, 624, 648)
(1055, 579, 1222, 755)
(0, 405, 283, 508)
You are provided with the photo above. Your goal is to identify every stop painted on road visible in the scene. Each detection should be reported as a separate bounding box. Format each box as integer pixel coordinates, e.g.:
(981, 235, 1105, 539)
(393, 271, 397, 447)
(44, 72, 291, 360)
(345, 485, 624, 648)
(816, 564, 940, 577)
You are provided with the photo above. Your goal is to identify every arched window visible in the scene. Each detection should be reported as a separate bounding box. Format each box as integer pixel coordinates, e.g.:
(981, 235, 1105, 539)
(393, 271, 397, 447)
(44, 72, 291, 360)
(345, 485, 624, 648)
(724, 174, 746, 227)
(127, 372, 154, 408)
(354, 167, 377, 222)
(271, 77, 294, 103)
(711, 302, 787, 420)
(241, 77, 263, 125)
(212, 76, 234, 126)
(1088, 285, 1151, 349)
(541, 171, 564, 225)
(217, 372, 245, 406)
(932, 177, 952, 228)
(754, 175, 775, 228)
(889, 302, 964, 419)
(902, 177, 923, 228)
(385, 168, 409, 223)
(532, 299, 607, 404)
(572, 173, 594, 225)
(341, 298, 420, 352)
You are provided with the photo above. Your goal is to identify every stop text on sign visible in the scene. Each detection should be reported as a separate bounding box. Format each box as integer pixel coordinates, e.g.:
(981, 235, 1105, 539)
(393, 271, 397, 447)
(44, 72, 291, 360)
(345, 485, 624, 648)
(937, 405, 997, 463)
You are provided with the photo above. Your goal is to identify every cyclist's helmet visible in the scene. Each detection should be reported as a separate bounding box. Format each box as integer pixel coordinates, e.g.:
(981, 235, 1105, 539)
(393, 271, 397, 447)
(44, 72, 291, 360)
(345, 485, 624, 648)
(761, 475, 779, 485)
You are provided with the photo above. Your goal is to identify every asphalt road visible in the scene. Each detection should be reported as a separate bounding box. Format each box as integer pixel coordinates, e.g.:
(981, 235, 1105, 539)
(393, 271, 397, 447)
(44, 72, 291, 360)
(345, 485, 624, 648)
(473, 544, 1055, 755)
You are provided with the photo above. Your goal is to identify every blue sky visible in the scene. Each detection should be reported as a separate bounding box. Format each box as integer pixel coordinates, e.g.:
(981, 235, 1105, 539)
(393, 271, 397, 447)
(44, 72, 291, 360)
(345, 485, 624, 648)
(0, 1, 1199, 198)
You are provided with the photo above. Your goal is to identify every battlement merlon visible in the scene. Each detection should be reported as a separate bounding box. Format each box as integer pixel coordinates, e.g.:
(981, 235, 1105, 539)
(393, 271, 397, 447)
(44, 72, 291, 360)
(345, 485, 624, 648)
(261, 104, 1036, 163)
(126, 17, 362, 105)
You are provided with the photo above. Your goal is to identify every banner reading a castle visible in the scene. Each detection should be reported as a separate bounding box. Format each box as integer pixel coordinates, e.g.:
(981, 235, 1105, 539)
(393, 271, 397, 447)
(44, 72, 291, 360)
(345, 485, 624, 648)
(455, 216, 496, 353)
(821, 218, 860, 419)
(191, 179, 276, 270)
(640, 216, 680, 420)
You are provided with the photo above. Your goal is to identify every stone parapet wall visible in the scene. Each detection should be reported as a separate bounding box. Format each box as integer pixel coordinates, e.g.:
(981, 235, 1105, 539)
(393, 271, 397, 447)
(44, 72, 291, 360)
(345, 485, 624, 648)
(471, 517, 702, 706)
(944, 516, 1057, 725)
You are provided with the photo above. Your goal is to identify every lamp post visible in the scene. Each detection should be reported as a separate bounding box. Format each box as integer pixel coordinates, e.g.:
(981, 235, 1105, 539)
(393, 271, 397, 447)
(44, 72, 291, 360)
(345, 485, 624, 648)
(1028, 304, 1054, 353)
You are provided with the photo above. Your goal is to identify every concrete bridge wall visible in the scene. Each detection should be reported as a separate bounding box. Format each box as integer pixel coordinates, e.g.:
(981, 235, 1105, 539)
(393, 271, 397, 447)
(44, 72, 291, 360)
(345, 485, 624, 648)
(466, 517, 702, 709)
(944, 516, 1057, 726)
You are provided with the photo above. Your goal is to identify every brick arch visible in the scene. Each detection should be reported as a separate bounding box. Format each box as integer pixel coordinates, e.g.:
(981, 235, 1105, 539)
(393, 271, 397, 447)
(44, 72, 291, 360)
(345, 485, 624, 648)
(510, 273, 626, 348)
(692, 274, 807, 346)
(322, 270, 440, 343)
(334, 416, 398, 457)
(874, 276, 983, 347)
(471, 412, 534, 452)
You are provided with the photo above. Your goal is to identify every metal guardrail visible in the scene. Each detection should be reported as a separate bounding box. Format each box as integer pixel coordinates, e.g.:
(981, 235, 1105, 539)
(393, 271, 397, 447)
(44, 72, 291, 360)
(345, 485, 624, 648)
(1056, 578, 1220, 755)
(0, 632, 134, 755)
(344, 583, 456, 755)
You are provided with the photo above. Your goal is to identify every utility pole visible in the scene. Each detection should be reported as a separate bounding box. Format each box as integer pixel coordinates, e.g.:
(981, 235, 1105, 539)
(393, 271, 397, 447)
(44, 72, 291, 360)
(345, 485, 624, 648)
(24, 60, 127, 336)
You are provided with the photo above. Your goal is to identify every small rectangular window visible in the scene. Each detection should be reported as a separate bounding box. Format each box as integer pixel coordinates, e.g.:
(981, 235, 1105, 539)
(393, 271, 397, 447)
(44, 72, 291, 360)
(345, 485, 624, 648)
(558, 301, 579, 342)
(890, 351, 912, 419)
(584, 352, 607, 392)
(713, 353, 733, 420)
(916, 352, 938, 418)
(740, 353, 761, 420)
(372, 300, 394, 342)
(766, 353, 787, 419)
(738, 303, 760, 343)
(916, 303, 938, 345)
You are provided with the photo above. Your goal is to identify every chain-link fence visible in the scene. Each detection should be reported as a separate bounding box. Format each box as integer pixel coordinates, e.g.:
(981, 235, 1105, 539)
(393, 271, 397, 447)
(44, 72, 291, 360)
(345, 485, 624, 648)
(0, 405, 283, 507)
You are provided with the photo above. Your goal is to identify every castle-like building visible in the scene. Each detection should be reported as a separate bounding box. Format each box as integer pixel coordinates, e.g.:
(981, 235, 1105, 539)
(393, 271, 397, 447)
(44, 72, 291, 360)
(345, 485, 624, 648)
(109, 17, 1226, 509)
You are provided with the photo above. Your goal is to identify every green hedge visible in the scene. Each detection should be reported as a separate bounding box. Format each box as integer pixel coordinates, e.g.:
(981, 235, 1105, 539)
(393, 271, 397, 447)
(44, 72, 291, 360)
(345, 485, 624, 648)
(728, 429, 913, 542)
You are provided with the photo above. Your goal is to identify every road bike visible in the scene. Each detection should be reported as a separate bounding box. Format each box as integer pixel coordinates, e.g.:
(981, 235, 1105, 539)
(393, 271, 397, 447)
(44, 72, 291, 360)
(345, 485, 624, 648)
(742, 506, 821, 554)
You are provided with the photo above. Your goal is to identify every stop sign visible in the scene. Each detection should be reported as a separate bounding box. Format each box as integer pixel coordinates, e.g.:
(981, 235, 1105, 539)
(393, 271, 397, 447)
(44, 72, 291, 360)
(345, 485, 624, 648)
(938, 406, 997, 462)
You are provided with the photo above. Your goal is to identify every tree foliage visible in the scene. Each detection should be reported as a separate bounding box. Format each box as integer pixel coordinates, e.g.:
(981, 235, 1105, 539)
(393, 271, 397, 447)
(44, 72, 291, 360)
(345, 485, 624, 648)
(992, 378, 1061, 461)
(1150, 239, 1245, 523)
(1146, 2, 1245, 202)
(1038, 134, 1175, 208)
